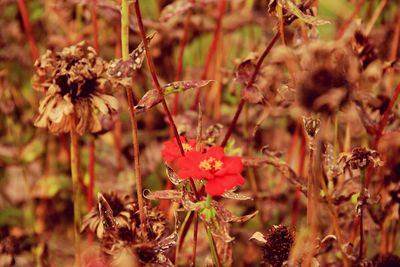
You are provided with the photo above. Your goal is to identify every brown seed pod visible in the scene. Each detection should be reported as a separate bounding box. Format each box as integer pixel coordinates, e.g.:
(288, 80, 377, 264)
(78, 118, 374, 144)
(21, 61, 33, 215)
(262, 225, 295, 267)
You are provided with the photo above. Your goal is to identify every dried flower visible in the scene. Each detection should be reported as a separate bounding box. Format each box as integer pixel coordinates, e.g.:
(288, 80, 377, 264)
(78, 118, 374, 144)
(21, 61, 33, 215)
(161, 136, 197, 164)
(297, 41, 360, 115)
(176, 146, 245, 196)
(33, 41, 118, 135)
(302, 116, 321, 139)
(251, 225, 295, 267)
(81, 192, 136, 240)
(339, 147, 383, 170)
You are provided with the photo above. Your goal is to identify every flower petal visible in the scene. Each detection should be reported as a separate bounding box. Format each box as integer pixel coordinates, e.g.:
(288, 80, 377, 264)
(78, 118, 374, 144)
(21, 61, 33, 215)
(216, 156, 243, 175)
(205, 179, 226, 196)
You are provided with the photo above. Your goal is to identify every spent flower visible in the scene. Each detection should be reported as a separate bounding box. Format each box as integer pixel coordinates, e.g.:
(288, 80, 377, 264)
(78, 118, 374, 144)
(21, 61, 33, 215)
(33, 41, 118, 135)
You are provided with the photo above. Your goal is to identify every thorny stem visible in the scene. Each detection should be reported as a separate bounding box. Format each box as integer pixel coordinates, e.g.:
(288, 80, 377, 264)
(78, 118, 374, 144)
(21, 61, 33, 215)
(70, 120, 81, 267)
(121, 0, 147, 237)
(133, 0, 199, 199)
(17, 0, 39, 60)
(358, 168, 367, 259)
(173, 0, 194, 115)
(221, 31, 280, 147)
(191, 0, 227, 109)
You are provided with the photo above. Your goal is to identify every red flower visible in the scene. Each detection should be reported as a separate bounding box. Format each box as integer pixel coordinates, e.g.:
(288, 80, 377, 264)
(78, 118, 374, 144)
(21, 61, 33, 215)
(176, 146, 245, 196)
(161, 136, 197, 164)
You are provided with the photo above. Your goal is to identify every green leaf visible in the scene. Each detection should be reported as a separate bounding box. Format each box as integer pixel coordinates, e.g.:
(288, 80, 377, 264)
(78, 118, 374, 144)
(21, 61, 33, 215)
(163, 80, 213, 95)
(32, 175, 71, 198)
(278, 0, 330, 26)
(19, 138, 45, 163)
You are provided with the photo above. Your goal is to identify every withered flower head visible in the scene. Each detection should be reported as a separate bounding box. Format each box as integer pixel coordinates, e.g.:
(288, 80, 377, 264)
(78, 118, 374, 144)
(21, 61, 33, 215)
(81, 192, 136, 240)
(302, 116, 321, 139)
(297, 41, 360, 115)
(262, 225, 295, 267)
(339, 147, 383, 170)
(33, 41, 118, 135)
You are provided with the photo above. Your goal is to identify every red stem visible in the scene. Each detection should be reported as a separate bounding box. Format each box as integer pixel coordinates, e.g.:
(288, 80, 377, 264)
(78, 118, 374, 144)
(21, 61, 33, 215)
(133, 0, 199, 199)
(335, 0, 365, 39)
(172, 2, 194, 115)
(17, 0, 39, 60)
(221, 32, 280, 147)
(87, 0, 99, 244)
(374, 82, 400, 148)
(365, 83, 400, 187)
(91, 0, 99, 53)
(87, 138, 95, 243)
(191, 0, 226, 109)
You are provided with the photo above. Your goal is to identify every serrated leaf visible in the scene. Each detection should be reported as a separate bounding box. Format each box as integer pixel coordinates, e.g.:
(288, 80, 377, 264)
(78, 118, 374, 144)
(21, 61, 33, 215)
(159, 0, 194, 22)
(278, 0, 330, 26)
(241, 85, 265, 104)
(107, 33, 155, 78)
(222, 190, 252, 201)
(235, 58, 257, 85)
(163, 80, 213, 95)
(213, 201, 257, 223)
(165, 165, 185, 185)
(143, 189, 183, 201)
(134, 89, 163, 113)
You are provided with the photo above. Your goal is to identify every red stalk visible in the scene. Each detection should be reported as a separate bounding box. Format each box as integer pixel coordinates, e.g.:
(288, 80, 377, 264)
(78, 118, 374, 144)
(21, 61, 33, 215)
(221, 32, 280, 147)
(17, 0, 39, 61)
(191, 0, 226, 109)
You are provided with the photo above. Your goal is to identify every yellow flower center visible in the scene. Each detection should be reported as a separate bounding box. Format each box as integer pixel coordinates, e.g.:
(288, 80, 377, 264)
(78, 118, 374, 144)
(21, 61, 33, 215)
(199, 157, 224, 172)
(182, 143, 193, 152)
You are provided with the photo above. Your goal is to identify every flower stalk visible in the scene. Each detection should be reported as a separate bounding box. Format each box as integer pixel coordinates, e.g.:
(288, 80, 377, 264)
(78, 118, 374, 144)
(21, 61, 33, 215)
(133, 0, 199, 199)
(221, 31, 279, 147)
(359, 168, 366, 259)
(121, 0, 146, 237)
(205, 195, 222, 267)
(70, 117, 81, 267)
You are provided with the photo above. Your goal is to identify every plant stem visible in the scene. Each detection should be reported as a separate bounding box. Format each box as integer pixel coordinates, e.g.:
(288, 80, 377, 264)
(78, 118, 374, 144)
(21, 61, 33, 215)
(17, 0, 39, 60)
(335, 0, 364, 39)
(87, 137, 95, 243)
(191, 0, 227, 109)
(205, 195, 222, 267)
(172, 0, 194, 115)
(70, 125, 81, 267)
(359, 168, 366, 259)
(221, 31, 279, 147)
(90, 0, 99, 53)
(88, 0, 99, 244)
(192, 213, 199, 267)
(133, 0, 199, 199)
(121, 0, 147, 237)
